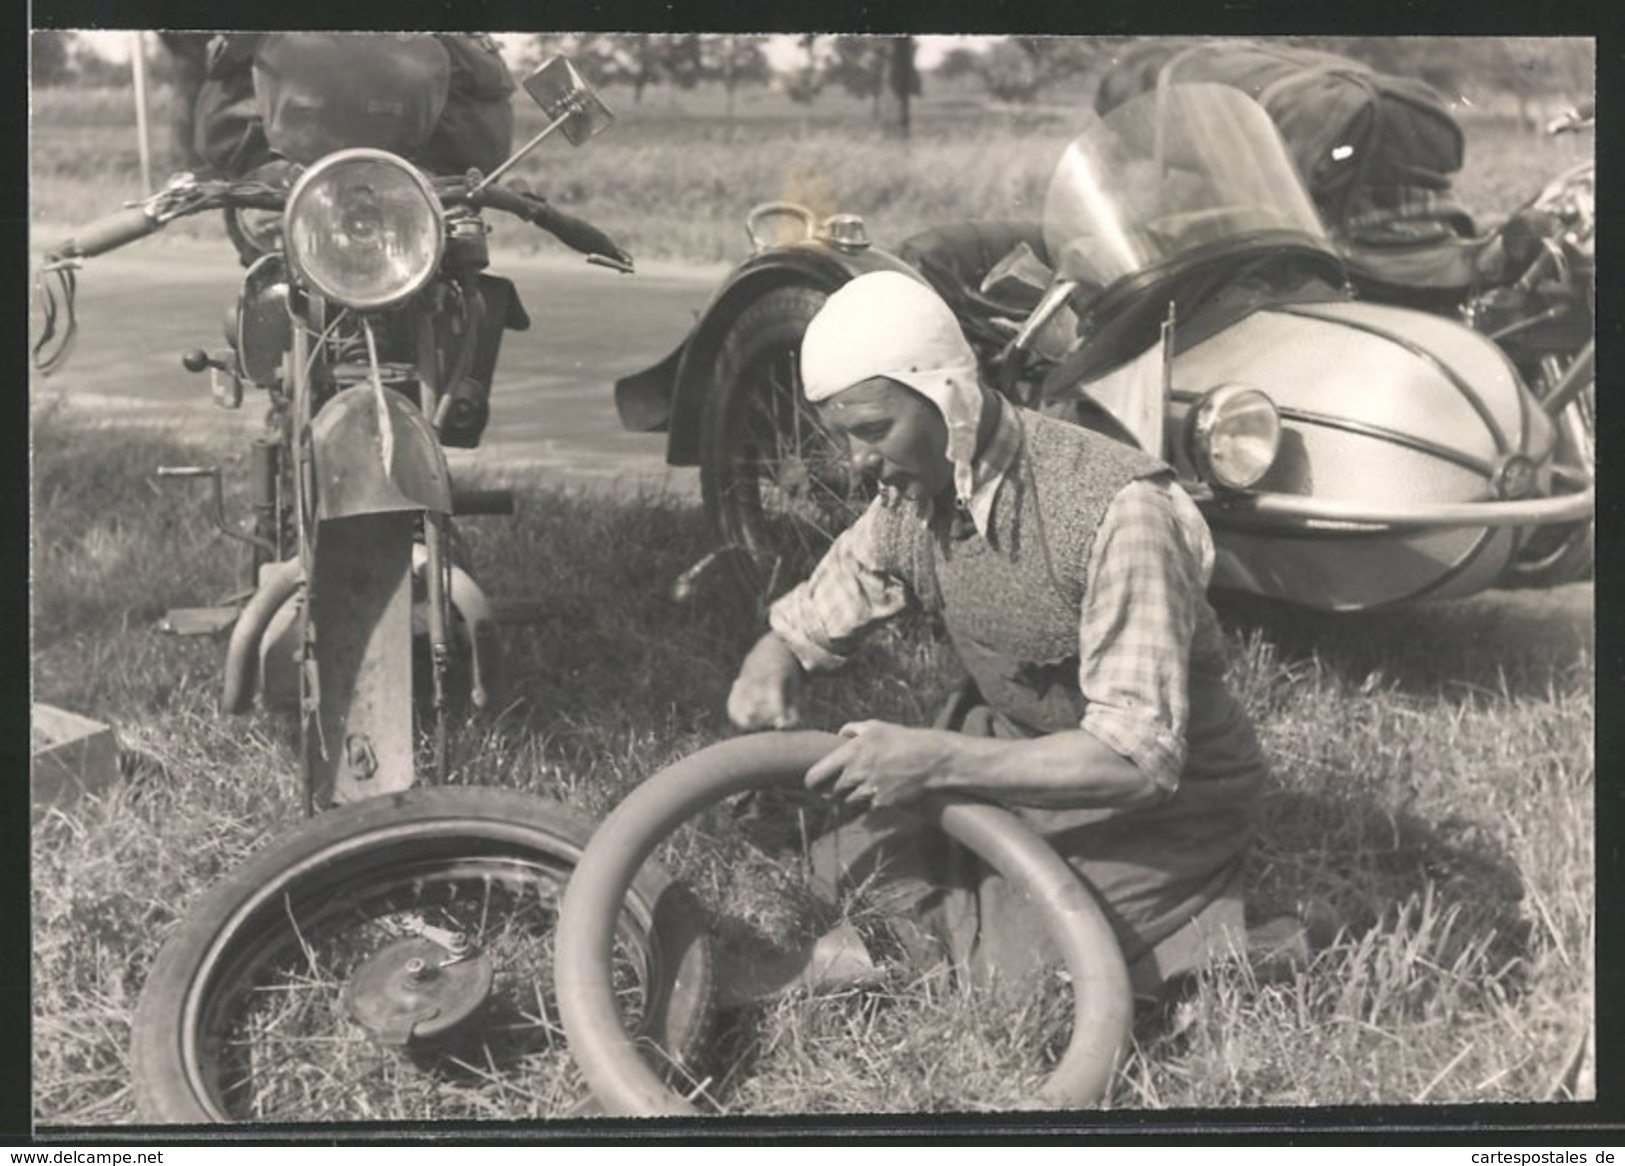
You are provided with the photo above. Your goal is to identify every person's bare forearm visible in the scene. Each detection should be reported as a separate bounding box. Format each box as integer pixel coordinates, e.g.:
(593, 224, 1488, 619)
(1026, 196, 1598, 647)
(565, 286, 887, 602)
(728, 631, 807, 730)
(806, 721, 1166, 811)
(927, 728, 1164, 810)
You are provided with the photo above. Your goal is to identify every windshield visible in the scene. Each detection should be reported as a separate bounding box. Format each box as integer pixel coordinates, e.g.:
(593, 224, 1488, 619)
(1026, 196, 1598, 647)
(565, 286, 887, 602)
(1042, 83, 1331, 288)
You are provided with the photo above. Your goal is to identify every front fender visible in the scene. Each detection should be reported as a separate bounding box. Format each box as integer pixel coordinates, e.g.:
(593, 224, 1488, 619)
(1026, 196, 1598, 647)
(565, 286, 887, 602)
(309, 387, 453, 519)
(615, 242, 920, 467)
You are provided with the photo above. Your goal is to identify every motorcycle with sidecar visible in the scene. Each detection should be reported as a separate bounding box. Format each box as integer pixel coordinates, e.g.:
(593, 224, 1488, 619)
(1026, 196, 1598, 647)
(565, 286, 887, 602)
(614, 82, 1594, 612)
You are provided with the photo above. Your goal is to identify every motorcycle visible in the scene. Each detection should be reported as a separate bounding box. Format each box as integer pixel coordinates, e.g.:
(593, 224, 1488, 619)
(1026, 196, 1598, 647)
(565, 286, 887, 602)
(616, 82, 1594, 612)
(1456, 104, 1594, 586)
(35, 55, 634, 809)
(1331, 102, 1594, 589)
(33, 55, 716, 1122)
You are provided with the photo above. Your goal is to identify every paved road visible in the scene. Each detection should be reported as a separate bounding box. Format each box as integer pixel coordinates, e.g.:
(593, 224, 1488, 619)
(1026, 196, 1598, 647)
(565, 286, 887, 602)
(32, 243, 727, 492)
(32, 242, 1591, 628)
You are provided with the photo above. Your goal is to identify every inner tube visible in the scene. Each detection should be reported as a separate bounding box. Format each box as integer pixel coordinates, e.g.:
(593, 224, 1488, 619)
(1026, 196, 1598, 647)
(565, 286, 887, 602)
(554, 729, 1133, 1115)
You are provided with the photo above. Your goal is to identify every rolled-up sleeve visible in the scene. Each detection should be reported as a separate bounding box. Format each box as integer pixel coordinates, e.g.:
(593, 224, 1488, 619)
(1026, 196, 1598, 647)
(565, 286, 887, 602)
(1076, 477, 1215, 793)
(768, 502, 917, 673)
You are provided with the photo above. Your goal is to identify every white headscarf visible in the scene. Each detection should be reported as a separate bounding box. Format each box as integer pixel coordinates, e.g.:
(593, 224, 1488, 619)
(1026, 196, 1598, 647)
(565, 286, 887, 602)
(800, 271, 984, 508)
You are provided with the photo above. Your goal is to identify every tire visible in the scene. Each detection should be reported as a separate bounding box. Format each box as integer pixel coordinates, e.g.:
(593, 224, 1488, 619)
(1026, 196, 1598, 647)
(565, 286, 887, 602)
(698, 285, 873, 600)
(554, 731, 1133, 1115)
(130, 787, 712, 1123)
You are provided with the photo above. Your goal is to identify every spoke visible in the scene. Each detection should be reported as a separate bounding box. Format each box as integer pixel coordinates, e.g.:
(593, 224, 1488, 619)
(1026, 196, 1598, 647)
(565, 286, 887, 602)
(785, 355, 804, 448)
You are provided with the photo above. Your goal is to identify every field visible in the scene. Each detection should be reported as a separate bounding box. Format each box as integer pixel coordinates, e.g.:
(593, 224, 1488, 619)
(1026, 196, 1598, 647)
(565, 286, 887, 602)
(27, 68, 1594, 1126)
(29, 77, 1592, 264)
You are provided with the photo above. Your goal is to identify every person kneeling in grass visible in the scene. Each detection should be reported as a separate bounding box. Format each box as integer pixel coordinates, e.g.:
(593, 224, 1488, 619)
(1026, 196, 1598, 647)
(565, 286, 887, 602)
(725, 271, 1296, 1003)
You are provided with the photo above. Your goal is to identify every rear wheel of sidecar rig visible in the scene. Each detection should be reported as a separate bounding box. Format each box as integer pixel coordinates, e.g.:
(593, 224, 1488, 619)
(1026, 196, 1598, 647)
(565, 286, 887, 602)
(699, 285, 873, 602)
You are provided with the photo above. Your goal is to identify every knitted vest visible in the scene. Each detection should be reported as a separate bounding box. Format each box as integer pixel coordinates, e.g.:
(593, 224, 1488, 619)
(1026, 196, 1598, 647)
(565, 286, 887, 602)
(870, 408, 1267, 973)
(875, 409, 1169, 733)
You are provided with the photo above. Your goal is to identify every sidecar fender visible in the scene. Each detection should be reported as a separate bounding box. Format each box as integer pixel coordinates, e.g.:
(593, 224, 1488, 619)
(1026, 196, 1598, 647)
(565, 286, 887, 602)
(309, 386, 453, 519)
(615, 243, 920, 467)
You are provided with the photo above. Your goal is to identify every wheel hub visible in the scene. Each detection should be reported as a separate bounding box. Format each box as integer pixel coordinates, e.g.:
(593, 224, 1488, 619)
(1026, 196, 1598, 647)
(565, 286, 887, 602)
(344, 936, 495, 1046)
(777, 454, 811, 497)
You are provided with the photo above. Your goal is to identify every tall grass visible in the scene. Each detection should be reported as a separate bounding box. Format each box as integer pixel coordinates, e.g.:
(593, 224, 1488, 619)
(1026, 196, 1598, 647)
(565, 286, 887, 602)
(30, 412, 1592, 1122)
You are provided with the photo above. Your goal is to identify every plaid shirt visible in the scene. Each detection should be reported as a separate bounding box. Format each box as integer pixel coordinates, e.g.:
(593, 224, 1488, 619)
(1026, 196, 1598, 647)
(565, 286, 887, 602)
(770, 399, 1215, 792)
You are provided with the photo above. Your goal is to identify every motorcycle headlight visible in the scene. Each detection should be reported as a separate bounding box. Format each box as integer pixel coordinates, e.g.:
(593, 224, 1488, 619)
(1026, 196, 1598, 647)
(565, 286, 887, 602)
(283, 149, 443, 310)
(1188, 384, 1281, 489)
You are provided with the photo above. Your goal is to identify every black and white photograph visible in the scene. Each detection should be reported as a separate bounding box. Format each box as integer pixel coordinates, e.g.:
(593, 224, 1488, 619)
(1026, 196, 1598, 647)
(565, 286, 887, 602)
(26, 25, 1597, 1131)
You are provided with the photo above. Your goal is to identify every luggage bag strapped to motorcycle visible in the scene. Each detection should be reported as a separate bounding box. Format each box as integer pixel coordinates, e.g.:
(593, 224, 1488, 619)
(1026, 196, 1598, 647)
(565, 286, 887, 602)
(1095, 40, 1473, 247)
(194, 32, 515, 177)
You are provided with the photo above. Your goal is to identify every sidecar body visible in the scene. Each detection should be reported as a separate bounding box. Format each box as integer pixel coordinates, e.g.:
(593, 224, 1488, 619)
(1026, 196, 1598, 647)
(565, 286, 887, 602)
(1096, 296, 1585, 608)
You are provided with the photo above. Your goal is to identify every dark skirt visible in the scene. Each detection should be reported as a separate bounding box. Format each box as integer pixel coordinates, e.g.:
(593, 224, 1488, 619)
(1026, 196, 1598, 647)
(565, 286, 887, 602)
(807, 691, 1262, 998)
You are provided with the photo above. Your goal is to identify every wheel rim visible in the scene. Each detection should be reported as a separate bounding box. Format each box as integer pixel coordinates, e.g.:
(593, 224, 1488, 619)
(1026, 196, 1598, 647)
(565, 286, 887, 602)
(174, 825, 660, 1122)
(717, 339, 871, 592)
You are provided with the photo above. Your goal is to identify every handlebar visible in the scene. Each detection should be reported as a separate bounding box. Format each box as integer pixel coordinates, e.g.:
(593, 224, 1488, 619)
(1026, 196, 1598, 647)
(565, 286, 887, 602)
(49, 206, 161, 262)
(460, 182, 633, 270)
(45, 178, 283, 264)
(46, 170, 632, 272)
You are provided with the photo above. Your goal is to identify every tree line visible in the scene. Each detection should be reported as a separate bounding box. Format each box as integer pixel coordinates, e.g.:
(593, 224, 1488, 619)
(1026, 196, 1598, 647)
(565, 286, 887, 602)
(33, 31, 1593, 133)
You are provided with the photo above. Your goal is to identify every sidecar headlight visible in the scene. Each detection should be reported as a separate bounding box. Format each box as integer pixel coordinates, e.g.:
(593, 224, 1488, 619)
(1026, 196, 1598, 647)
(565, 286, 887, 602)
(1189, 385, 1281, 490)
(284, 149, 443, 310)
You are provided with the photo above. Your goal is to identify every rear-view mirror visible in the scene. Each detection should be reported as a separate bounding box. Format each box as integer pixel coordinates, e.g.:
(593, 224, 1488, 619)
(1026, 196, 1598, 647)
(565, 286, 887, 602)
(522, 56, 616, 146)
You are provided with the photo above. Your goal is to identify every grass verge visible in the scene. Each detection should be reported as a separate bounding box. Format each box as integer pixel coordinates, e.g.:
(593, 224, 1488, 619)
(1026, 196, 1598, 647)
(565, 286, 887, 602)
(30, 411, 1592, 1121)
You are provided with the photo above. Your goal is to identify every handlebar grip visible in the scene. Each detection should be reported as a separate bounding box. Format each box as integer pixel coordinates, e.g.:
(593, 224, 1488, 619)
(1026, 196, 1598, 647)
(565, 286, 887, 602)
(54, 206, 160, 260)
(529, 202, 631, 266)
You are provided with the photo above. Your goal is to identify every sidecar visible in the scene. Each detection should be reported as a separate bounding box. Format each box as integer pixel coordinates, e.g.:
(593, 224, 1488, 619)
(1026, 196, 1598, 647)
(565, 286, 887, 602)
(616, 85, 1592, 612)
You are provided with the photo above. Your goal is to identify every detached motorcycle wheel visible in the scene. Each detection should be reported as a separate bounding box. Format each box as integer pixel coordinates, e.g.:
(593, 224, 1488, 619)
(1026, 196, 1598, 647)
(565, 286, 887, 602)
(699, 285, 872, 599)
(555, 731, 1133, 1115)
(129, 787, 712, 1123)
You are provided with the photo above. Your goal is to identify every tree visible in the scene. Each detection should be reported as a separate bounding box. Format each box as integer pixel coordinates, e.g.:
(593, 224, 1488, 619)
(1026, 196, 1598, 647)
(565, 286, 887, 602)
(888, 37, 920, 139)
(31, 30, 75, 86)
(702, 34, 771, 120)
(782, 34, 824, 105)
(518, 34, 582, 75)
(812, 35, 920, 133)
(978, 40, 1043, 103)
(520, 33, 672, 100)
(975, 36, 1101, 103)
(565, 33, 709, 104)
(934, 45, 983, 83)
(70, 41, 133, 88)
(619, 34, 668, 104)
(827, 35, 889, 117)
